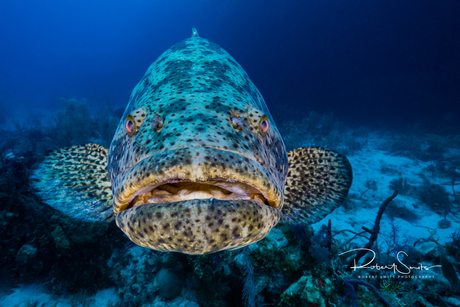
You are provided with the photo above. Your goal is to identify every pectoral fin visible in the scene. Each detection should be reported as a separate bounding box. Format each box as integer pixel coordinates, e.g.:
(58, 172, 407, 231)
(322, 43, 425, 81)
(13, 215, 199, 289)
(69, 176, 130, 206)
(281, 147, 352, 225)
(29, 144, 114, 222)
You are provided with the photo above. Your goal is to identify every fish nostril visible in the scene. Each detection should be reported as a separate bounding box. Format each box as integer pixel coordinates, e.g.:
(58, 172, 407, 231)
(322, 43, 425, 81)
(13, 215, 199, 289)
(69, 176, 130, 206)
(231, 117, 244, 132)
(152, 114, 164, 132)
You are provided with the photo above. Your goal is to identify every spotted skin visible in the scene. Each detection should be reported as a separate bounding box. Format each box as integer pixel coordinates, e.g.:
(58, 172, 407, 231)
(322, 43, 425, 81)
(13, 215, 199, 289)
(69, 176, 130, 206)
(116, 199, 279, 254)
(281, 147, 353, 225)
(29, 144, 114, 222)
(111, 147, 282, 214)
(107, 37, 287, 186)
(105, 34, 288, 254)
(30, 30, 352, 255)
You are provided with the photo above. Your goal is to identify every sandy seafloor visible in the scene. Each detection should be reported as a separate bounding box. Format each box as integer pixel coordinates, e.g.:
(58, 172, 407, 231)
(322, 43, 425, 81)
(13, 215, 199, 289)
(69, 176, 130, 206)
(1, 130, 459, 307)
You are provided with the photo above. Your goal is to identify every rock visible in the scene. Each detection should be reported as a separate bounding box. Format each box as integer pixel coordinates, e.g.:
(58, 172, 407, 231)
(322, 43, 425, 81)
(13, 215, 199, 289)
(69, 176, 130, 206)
(152, 298, 199, 307)
(51, 226, 70, 249)
(109, 246, 162, 303)
(68, 221, 108, 243)
(16, 244, 37, 264)
(255, 275, 270, 293)
(414, 241, 438, 257)
(437, 218, 451, 229)
(156, 268, 183, 301)
(281, 272, 333, 307)
(5, 152, 15, 160)
(264, 227, 288, 249)
(446, 297, 460, 306)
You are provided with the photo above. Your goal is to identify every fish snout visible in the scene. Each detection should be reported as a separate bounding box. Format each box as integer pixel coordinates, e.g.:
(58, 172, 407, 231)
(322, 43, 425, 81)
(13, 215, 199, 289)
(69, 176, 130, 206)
(113, 147, 282, 213)
(111, 147, 283, 254)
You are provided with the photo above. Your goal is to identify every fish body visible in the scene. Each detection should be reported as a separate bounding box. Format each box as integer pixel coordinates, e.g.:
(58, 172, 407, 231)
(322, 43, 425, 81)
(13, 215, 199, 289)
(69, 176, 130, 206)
(30, 29, 352, 254)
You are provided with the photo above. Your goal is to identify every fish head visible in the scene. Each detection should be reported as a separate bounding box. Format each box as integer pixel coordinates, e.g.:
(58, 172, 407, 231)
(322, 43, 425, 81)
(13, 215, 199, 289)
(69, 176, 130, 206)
(107, 37, 288, 254)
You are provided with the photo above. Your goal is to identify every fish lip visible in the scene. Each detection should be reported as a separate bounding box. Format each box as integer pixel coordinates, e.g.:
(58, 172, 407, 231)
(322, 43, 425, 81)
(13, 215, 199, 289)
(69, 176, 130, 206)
(112, 147, 282, 214)
(115, 198, 281, 255)
(125, 178, 270, 211)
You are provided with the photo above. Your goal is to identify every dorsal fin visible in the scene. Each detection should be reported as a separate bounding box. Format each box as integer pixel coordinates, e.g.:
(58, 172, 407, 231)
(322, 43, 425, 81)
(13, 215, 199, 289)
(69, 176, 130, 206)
(281, 147, 352, 225)
(191, 28, 199, 38)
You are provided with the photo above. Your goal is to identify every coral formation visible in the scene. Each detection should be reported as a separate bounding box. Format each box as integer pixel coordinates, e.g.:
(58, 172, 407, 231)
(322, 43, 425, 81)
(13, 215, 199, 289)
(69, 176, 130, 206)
(2, 108, 460, 306)
(156, 269, 184, 301)
(417, 178, 452, 215)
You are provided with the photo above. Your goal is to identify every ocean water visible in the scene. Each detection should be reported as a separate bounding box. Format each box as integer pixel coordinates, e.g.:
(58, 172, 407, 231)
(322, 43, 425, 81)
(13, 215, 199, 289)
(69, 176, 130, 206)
(1, 1, 459, 306)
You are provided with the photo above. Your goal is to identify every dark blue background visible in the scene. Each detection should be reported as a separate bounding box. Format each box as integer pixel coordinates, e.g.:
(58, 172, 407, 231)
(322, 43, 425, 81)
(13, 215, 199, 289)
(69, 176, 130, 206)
(1, 0, 459, 131)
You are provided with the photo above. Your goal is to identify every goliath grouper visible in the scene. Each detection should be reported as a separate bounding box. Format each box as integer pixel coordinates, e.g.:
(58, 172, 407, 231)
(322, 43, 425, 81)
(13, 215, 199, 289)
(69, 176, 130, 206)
(30, 29, 352, 255)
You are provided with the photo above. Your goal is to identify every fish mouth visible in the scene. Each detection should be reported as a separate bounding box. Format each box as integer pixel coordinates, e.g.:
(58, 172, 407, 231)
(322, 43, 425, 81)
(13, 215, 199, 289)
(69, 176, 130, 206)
(127, 179, 271, 210)
(112, 147, 282, 214)
(112, 147, 282, 254)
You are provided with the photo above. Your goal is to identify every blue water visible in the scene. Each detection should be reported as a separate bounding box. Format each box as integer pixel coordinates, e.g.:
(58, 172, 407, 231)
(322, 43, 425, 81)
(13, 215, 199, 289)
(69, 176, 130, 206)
(1, 0, 459, 130)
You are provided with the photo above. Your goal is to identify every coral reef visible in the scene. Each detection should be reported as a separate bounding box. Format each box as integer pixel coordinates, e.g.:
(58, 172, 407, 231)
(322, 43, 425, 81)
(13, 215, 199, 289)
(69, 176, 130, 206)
(2, 106, 460, 306)
(387, 131, 460, 163)
(280, 272, 333, 307)
(4, 98, 119, 160)
(0, 152, 124, 294)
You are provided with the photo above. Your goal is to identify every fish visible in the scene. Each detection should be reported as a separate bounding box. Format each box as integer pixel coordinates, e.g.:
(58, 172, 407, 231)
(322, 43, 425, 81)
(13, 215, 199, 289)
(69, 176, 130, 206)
(29, 29, 352, 255)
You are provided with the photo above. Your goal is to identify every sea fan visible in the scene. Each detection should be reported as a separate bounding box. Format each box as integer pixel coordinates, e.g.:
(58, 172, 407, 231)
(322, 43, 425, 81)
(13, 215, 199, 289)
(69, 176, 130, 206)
(242, 248, 256, 307)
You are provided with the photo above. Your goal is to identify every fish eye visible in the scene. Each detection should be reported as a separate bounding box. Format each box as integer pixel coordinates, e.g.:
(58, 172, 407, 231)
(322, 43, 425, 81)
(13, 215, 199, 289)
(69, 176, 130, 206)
(152, 114, 164, 132)
(231, 117, 244, 132)
(259, 116, 269, 136)
(124, 107, 147, 137)
(125, 115, 136, 137)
